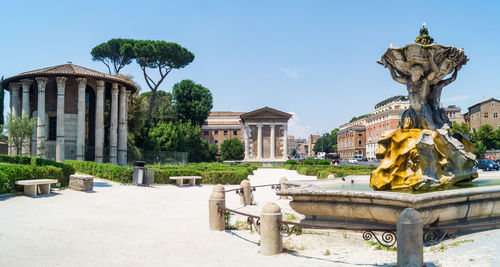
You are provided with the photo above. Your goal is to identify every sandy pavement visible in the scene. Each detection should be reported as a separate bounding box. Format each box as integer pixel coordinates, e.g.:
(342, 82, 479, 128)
(1, 168, 500, 266)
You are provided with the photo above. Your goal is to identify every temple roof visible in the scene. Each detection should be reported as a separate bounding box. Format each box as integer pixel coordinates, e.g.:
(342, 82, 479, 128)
(240, 106, 292, 122)
(1, 63, 137, 93)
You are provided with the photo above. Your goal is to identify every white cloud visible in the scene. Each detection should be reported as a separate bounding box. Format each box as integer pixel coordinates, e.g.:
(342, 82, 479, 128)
(287, 112, 312, 139)
(280, 68, 298, 79)
(441, 95, 469, 103)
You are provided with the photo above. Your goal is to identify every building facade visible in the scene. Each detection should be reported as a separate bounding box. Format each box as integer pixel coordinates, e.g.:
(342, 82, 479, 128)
(201, 107, 292, 162)
(2, 63, 136, 165)
(365, 96, 409, 160)
(468, 98, 500, 131)
(201, 112, 243, 148)
(337, 118, 367, 159)
(307, 134, 321, 157)
(241, 107, 292, 162)
(443, 105, 465, 124)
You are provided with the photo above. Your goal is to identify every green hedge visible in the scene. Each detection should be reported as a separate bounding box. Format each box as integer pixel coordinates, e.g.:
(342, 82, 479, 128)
(150, 162, 255, 185)
(0, 163, 64, 194)
(63, 161, 255, 185)
(302, 158, 331, 165)
(0, 154, 74, 187)
(284, 164, 376, 178)
(64, 160, 133, 183)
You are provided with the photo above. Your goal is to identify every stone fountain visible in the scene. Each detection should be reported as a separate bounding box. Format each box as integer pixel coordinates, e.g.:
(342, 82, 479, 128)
(278, 26, 500, 227)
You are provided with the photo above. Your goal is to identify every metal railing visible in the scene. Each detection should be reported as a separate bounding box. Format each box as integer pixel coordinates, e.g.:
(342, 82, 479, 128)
(220, 184, 500, 248)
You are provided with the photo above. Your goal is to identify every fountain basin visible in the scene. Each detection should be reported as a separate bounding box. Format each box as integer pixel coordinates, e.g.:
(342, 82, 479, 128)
(277, 176, 500, 227)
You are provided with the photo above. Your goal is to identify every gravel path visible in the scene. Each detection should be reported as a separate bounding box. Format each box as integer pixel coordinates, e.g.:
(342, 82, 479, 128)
(1, 168, 499, 266)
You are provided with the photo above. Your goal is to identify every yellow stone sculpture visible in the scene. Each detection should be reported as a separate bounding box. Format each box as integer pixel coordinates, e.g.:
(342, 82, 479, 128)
(370, 25, 477, 191)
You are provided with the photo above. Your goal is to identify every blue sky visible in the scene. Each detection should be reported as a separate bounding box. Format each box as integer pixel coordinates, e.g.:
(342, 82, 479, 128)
(2, 1, 499, 138)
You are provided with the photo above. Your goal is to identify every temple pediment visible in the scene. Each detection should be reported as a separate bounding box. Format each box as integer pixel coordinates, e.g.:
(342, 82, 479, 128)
(240, 107, 292, 122)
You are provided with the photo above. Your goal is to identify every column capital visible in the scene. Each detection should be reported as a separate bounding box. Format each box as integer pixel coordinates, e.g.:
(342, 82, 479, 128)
(111, 85, 119, 96)
(126, 90, 132, 97)
(35, 77, 49, 88)
(96, 80, 105, 90)
(20, 79, 33, 90)
(119, 85, 127, 94)
(76, 77, 87, 86)
(56, 77, 67, 88)
(257, 123, 263, 128)
(9, 82, 22, 93)
(112, 83, 119, 89)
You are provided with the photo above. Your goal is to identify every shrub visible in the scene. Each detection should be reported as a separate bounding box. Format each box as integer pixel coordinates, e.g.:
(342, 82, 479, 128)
(285, 159, 298, 165)
(302, 158, 330, 165)
(220, 138, 244, 160)
(64, 160, 133, 183)
(0, 163, 64, 194)
(200, 169, 248, 184)
(153, 168, 202, 184)
(0, 154, 74, 187)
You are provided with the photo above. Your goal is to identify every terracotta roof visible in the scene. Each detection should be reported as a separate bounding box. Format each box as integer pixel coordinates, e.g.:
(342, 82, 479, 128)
(1, 63, 137, 93)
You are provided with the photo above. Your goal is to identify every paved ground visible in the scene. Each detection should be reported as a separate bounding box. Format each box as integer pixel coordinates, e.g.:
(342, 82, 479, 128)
(1, 168, 500, 266)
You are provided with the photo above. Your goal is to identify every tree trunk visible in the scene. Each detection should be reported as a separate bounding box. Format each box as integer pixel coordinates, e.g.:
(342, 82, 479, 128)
(147, 89, 157, 121)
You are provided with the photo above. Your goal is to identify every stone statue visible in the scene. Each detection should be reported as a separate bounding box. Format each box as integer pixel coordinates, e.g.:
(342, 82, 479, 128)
(370, 25, 477, 191)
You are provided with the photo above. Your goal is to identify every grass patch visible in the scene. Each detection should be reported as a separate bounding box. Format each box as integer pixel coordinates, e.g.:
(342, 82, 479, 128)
(364, 240, 397, 252)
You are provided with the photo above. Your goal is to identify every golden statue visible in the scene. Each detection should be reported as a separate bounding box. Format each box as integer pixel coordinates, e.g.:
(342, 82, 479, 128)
(370, 25, 477, 191)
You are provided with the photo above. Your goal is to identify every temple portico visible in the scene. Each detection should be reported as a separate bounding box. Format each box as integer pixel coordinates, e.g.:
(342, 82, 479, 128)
(240, 107, 292, 162)
(2, 63, 136, 166)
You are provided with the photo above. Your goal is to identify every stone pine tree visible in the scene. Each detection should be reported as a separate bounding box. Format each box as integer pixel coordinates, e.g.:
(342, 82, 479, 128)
(91, 39, 135, 75)
(133, 40, 195, 120)
(172, 80, 213, 125)
(5, 115, 35, 155)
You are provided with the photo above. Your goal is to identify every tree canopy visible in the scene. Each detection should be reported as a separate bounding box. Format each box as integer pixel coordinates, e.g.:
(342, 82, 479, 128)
(313, 129, 339, 154)
(91, 38, 135, 75)
(5, 115, 35, 155)
(172, 80, 213, 125)
(133, 40, 195, 120)
(220, 138, 245, 161)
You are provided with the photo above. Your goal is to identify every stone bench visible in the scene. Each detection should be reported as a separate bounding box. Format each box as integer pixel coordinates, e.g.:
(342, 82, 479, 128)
(69, 174, 94, 191)
(15, 179, 58, 197)
(169, 176, 202, 186)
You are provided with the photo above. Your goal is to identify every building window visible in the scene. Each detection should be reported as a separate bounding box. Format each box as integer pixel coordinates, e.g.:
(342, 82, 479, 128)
(48, 117, 57, 141)
(358, 140, 362, 146)
(233, 130, 237, 136)
(224, 130, 228, 136)
(492, 102, 495, 107)
(494, 112, 498, 118)
(214, 140, 218, 145)
(203, 131, 209, 136)
(214, 130, 218, 135)
(484, 112, 488, 118)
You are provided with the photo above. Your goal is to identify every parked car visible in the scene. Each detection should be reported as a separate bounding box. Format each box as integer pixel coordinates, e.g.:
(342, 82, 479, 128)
(347, 158, 358, 164)
(476, 159, 500, 171)
(496, 159, 500, 164)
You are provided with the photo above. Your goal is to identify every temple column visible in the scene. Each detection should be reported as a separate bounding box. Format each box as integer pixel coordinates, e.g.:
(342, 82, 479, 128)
(109, 83, 119, 165)
(118, 86, 128, 166)
(243, 123, 250, 160)
(9, 83, 22, 155)
(95, 80, 105, 163)
(76, 78, 87, 161)
(20, 79, 32, 155)
(36, 77, 48, 158)
(55, 77, 66, 162)
(270, 123, 276, 160)
(282, 124, 288, 160)
(257, 123, 263, 160)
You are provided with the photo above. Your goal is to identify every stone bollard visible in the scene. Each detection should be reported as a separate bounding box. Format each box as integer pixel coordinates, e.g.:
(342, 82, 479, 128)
(209, 185, 226, 231)
(396, 208, 423, 267)
(327, 174, 335, 179)
(279, 177, 288, 200)
(240, 180, 252, 205)
(260, 202, 283, 256)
